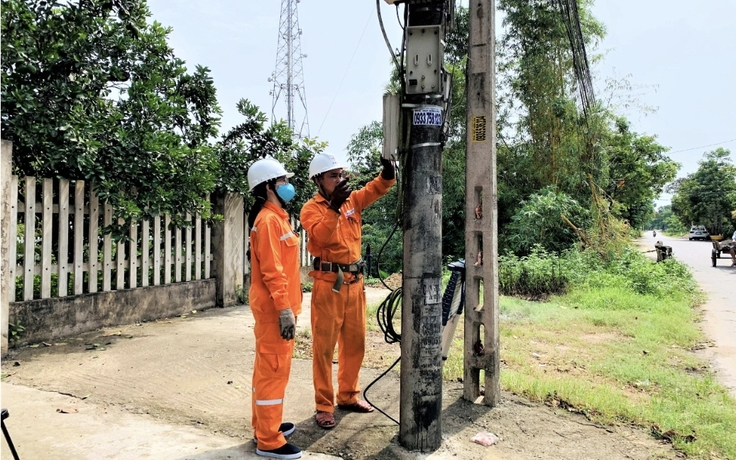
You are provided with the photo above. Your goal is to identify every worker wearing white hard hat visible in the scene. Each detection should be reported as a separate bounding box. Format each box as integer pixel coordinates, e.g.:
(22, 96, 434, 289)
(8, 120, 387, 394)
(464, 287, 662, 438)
(307, 153, 346, 180)
(300, 153, 395, 429)
(246, 156, 303, 458)
(247, 155, 295, 192)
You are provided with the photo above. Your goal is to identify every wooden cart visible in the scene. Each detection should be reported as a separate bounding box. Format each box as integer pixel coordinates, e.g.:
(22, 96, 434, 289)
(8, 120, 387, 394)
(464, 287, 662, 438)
(711, 240, 734, 267)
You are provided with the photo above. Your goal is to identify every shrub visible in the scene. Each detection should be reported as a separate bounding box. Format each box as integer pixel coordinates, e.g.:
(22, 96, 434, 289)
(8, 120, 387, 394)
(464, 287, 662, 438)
(499, 245, 579, 298)
(498, 244, 697, 302)
(502, 187, 591, 255)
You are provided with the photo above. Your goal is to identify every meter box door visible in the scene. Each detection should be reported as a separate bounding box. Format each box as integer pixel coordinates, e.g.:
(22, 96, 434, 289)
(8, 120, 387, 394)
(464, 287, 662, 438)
(405, 25, 444, 95)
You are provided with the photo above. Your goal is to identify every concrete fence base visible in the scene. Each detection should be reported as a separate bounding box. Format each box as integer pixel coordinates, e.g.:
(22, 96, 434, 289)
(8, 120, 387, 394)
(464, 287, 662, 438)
(8, 279, 216, 347)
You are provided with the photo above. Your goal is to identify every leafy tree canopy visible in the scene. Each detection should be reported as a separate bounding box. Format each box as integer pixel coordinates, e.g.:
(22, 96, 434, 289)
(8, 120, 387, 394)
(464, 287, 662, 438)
(345, 121, 402, 274)
(2, 0, 221, 231)
(601, 118, 678, 228)
(503, 186, 591, 255)
(669, 148, 736, 235)
(216, 99, 322, 219)
(647, 205, 687, 234)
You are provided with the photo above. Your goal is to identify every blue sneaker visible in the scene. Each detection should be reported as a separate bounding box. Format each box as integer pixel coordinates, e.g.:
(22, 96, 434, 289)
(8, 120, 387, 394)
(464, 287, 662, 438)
(256, 442, 302, 459)
(253, 422, 296, 444)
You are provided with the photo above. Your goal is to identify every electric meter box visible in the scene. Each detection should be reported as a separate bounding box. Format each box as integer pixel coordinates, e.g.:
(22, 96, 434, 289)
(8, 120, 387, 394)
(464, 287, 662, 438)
(382, 93, 400, 160)
(405, 25, 444, 95)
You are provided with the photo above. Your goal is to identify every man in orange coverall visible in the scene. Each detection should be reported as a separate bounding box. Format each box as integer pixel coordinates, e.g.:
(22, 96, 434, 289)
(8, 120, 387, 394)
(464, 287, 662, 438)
(300, 153, 395, 429)
(247, 156, 303, 459)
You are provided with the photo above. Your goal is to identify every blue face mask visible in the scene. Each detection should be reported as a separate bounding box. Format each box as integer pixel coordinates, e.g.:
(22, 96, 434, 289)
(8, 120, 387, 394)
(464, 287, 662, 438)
(276, 183, 296, 202)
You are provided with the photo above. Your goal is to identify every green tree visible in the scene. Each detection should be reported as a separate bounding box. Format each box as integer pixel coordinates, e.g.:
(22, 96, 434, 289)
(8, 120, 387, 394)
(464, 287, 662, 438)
(670, 148, 736, 235)
(495, 0, 615, 254)
(2, 0, 221, 231)
(602, 118, 678, 228)
(345, 121, 402, 274)
(215, 99, 324, 220)
(497, 0, 606, 201)
(503, 187, 590, 255)
(496, 0, 681, 250)
(647, 205, 686, 233)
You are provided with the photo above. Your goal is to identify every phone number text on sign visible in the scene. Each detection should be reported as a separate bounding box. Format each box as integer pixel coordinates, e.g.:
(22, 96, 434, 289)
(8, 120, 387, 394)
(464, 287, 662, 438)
(412, 107, 443, 126)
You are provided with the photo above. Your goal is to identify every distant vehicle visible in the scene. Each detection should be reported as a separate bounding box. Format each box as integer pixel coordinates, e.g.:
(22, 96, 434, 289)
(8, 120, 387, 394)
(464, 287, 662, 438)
(688, 225, 710, 241)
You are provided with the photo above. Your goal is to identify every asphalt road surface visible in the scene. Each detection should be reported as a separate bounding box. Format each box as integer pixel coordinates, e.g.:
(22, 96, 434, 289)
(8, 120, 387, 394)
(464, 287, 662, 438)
(645, 231, 736, 397)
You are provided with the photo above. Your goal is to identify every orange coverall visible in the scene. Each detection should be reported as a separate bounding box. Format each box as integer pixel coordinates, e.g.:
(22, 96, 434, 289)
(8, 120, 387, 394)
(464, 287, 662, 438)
(249, 201, 302, 451)
(300, 174, 395, 413)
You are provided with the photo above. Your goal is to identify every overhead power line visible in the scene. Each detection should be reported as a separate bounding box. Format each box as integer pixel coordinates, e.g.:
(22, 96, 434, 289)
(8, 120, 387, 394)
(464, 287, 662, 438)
(555, 0, 596, 116)
(316, 8, 375, 137)
(668, 137, 736, 155)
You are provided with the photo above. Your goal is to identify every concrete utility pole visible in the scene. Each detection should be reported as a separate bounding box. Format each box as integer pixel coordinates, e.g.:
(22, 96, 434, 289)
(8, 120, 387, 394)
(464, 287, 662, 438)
(463, 0, 500, 405)
(399, 0, 450, 452)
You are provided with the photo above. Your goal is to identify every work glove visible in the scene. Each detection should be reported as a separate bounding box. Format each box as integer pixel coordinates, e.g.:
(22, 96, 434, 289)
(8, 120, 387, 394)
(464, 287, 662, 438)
(380, 157, 395, 180)
(329, 178, 351, 212)
(279, 308, 296, 340)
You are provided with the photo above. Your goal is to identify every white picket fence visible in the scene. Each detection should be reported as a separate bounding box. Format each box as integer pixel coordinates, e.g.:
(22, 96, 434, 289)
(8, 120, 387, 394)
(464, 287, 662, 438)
(8, 176, 212, 302)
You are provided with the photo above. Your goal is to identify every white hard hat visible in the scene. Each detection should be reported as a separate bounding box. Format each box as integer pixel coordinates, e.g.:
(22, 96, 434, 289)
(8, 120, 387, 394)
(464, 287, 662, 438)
(308, 153, 346, 180)
(247, 156, 294, 191)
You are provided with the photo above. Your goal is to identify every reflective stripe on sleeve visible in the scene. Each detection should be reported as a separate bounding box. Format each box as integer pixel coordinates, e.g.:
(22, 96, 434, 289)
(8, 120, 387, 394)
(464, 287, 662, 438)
(279, 232, 295, 241)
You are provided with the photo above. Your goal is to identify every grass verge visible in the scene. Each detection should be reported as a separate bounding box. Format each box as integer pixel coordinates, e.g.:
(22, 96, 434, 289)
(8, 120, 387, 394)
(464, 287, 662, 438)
(438, 253, 736, 459)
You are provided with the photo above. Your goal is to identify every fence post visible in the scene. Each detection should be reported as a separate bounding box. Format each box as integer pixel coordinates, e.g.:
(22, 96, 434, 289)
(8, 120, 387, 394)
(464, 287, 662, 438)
(212, 192, 244, 307)
(1, 140, 13, 355)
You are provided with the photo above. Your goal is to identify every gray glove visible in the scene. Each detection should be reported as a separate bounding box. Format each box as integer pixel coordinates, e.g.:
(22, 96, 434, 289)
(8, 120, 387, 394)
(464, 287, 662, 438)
(329, 179, 352, 212)
(279, 308, 296, 340)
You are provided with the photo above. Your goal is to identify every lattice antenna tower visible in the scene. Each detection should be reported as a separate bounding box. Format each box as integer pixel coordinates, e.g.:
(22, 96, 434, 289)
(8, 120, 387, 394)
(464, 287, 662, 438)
(269, 0, 310, 140)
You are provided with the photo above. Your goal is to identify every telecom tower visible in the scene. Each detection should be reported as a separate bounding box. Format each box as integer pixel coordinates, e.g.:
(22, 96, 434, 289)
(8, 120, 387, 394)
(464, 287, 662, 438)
(269, 0, 310, 139)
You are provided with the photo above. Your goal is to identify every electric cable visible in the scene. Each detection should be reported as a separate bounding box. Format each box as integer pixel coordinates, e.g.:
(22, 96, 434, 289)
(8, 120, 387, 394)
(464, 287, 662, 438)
(316, 9, 374, 137)
(363, 268, 402, 425)
(667, 137, 736, 154)
(376, 0, 401, 75)
(362, 187, 402, 425)
(363, 1, 408, 426)
(376, 284, 402, 345)
(376, 221, 400, 291)
(362, 356, 401, 425)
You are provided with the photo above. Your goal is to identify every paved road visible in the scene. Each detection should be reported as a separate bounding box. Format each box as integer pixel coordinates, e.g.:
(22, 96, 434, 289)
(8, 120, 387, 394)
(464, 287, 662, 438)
(644, 231, 736, 397)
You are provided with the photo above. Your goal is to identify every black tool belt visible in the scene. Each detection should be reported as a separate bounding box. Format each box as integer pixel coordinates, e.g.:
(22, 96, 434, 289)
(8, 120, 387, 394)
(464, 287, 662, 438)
(313, 257, 364, 275)
(313, 257, 364, 291)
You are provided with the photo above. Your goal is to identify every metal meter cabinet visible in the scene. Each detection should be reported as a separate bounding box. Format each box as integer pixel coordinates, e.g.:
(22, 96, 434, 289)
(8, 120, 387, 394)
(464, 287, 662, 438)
(405, 25, 444, 95)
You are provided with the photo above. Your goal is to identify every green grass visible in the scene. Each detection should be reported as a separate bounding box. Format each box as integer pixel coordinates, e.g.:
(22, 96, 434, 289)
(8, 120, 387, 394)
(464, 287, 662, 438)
(437, 249, 736, 459)
(499, 296, 734, 457)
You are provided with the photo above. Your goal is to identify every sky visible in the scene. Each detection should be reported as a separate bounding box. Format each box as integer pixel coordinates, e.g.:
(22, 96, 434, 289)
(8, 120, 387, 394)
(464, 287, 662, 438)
(146, 0, 736, 208)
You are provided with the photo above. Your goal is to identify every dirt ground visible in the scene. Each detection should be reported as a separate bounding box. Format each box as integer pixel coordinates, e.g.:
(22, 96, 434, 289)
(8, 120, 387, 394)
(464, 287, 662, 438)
(1, 286, 683, 460)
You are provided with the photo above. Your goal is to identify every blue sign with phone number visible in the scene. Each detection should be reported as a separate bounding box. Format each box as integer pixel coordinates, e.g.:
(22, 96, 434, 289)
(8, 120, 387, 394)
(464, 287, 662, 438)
(412, 107, 443, 126)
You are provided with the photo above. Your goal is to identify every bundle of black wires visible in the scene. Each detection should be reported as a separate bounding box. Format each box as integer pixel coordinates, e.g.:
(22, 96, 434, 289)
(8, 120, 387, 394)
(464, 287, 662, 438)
(376, 287, 402, 345)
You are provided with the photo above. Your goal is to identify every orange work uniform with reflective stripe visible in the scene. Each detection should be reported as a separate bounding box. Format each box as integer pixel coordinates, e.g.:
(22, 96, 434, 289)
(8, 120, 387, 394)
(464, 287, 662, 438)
(249, 201, 302, 451)
(300, 174, 394, 413)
